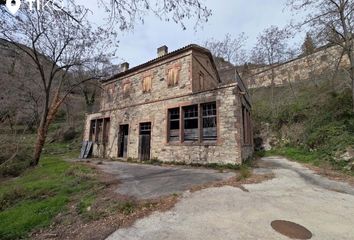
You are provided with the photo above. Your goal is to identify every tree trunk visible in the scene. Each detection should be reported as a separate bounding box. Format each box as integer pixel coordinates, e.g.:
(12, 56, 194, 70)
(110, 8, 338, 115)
(31, 91, 63, 166)
(32, 120, 47, 166)
(271, 68, 275, 117)
(350, 51, 354, 113)
(351, 67, 354, 113)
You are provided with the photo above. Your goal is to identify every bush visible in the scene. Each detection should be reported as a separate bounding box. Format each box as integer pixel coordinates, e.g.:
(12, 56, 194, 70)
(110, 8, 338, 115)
(0, 186, 28, 211)
(63, 127, 78, 141)
(0, 146, 32, 177)
(237, 165, 251, 181)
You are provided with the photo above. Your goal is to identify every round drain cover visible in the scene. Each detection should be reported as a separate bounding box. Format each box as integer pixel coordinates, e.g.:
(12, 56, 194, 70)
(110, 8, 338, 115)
(271, 220, 312, 239)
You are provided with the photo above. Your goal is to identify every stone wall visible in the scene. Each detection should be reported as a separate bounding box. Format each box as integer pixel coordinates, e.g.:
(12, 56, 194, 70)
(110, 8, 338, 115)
(84, 84, 249, 165)
(247, 44, 350, 88)
(100, 50, 194, 112)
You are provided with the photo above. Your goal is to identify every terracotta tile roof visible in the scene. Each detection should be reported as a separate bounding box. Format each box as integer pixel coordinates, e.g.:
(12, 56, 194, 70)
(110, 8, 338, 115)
(101, 44, 220, 83)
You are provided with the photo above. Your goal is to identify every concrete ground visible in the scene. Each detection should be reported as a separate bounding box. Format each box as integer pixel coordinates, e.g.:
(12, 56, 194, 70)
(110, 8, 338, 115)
(97, 161, 235, 199)
(106, 157, 354, 240)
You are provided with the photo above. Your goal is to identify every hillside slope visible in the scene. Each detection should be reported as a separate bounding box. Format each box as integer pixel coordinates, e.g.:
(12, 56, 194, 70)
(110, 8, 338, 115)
(251, 72, 354, 172)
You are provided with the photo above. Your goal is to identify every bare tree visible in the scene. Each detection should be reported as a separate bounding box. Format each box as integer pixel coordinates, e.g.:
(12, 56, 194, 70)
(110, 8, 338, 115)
(100, 0, 212, 30)
(287, 0, 354, 111)
(0, 4, 114, 166)
(204, 33, 248, 66)
(251, 26, 292, 115)
(0, 0, 211, 166)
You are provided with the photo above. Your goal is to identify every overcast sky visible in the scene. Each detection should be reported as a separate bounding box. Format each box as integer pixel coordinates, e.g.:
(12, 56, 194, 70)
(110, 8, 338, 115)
(82, 0, 303, 66)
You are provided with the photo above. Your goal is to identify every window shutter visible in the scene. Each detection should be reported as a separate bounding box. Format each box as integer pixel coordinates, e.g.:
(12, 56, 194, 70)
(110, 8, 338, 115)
(143, 76, 152, 92)
(174, 68, 180, 85)
(167, 67, 180, 86)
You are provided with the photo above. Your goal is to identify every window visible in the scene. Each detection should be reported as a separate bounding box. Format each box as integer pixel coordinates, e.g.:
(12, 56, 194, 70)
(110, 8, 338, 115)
(167, 67, 180, 87)
(139, 122, 151, 134)
(168, 108, 180, 142)
(142, 76, 152, 93)
(202, 102, 217, 141)
(167, 102, 218, 144)
(198, 72, 205, 90)
(122, 82, 131, 98)
(90, 118, 110, 144)
(106, 84, 115, 102)
(90, 120, 96, 141)
(242, 106, 252, 145)
(96, 119, 103, 143)
(183, 105, 199, 142)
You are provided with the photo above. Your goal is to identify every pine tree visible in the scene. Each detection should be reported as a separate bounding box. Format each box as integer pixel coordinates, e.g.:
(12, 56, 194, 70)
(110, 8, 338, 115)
(302, 33, 316, 55)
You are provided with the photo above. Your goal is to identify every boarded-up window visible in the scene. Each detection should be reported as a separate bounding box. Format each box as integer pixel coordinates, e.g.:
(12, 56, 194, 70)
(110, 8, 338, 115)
(242, 106, 252, 145)
(106, 84, 114, 102)
(183, 105, 199, 142)
(167, 67, 180, 87)
(202, 102, 217, 141)
(168, 108, 180, 142)
(90, 120, 96, 141)
(103, 118, 110, 143)
(122, 82, 131, 97)
(142, 76, 152, 93)
(96, 119, 103, 143)
(199, 72, 205, 90)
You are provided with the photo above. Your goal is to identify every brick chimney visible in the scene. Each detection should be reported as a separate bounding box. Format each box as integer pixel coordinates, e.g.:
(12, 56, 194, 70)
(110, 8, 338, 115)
(157, 45, 168, 57)
(121, 62, 129, 72)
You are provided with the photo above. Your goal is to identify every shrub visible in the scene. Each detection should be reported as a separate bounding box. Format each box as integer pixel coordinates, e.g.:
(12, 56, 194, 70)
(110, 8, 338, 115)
(0, 186, 28, 211)
(117, 201, 137, 215)
(237, 165, 251, 181)
(0, 146, 32, 177)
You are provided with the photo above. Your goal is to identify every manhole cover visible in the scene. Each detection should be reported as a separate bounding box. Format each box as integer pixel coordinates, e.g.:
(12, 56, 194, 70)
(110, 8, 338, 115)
(271, 220, 312, 239)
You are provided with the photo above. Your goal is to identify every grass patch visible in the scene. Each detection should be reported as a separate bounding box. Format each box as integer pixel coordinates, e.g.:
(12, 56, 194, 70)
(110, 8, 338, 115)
(138, 158, 242, 171)
(237, 165, 251, 180)
(265, 146, 353, 176)
(0, 154, 99, 240)
(265, 147, 322, 165)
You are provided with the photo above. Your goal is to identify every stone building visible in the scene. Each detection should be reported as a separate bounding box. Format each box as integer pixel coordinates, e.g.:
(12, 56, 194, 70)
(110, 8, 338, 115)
(82, 44, 253, 165)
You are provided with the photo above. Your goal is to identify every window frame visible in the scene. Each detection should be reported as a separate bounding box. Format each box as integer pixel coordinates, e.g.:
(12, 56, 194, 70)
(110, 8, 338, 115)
(201, 102, 217, 142)
(90, 117, 111, 144)
(166, 101, 219, 145)
(183, 104, 199, 142)
(168, 107, 180, 142)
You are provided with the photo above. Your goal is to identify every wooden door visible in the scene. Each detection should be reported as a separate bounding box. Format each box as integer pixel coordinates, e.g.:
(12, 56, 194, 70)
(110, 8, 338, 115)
(103, 118, 110, 158)
(118, 125, 129, 158)
(139, 122, 151, 161)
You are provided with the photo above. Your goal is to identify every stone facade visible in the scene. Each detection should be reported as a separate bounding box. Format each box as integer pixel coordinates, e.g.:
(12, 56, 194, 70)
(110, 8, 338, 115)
(83, 45, 253, 165)
(246, 44, 351, 88)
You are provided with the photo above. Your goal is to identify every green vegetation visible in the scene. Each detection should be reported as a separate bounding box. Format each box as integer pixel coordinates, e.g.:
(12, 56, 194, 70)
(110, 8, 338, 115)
(237, 165, 251, 180)
(0, 154, 99, 240)
(122, 156, 244, 170)
(252, 72, 354, 172)
(265, 147, 323, 165)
